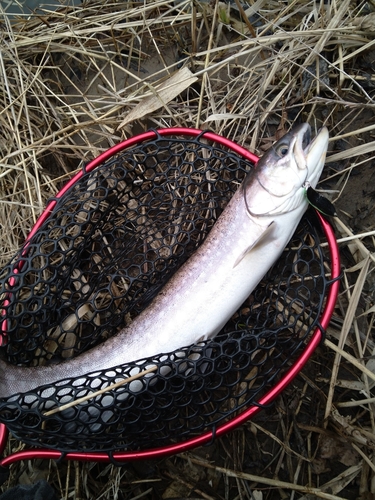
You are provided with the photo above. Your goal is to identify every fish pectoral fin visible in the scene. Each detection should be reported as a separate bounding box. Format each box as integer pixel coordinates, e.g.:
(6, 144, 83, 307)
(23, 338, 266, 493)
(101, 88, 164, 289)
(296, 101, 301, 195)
(233, 221, 275, 268)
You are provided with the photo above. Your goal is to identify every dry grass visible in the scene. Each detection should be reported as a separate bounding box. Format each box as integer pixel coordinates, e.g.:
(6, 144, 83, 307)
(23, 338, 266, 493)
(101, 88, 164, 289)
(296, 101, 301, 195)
(1, 0, 375, 498)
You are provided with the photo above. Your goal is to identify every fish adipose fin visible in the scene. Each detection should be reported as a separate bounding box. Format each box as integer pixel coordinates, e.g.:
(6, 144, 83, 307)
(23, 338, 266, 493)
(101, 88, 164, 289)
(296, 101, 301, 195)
(233, 221, 275, 268)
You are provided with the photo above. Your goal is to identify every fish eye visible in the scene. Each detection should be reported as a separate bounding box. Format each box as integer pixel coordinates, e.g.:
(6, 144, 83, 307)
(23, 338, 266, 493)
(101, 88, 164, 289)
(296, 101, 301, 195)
(276, 144, 289, 157)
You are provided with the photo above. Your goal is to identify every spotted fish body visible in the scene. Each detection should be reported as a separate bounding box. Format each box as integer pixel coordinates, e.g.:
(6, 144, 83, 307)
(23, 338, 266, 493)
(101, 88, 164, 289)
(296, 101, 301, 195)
(0, 124, 329, 399)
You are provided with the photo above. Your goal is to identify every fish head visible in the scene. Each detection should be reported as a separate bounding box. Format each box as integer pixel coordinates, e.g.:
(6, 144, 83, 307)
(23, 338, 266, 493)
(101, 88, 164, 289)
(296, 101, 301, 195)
(243, 123, 329, 216)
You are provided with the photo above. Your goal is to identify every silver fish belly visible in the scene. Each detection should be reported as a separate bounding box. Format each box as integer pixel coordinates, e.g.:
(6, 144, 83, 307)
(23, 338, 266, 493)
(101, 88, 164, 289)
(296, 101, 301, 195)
(0, 123, 329, 399)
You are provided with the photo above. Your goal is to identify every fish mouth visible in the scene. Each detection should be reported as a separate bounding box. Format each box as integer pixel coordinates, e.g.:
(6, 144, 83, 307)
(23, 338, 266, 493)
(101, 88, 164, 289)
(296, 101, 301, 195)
(292, 123, 329, 190)
(301, 124, 311, 151)
(297, 124, 329, 177)
(304, 126, 329, 156)
(292, 123, 312, 170)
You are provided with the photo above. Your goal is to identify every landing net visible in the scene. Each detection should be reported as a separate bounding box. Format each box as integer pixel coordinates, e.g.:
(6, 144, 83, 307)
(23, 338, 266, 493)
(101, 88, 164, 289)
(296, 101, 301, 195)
(0, 129, 338, 454)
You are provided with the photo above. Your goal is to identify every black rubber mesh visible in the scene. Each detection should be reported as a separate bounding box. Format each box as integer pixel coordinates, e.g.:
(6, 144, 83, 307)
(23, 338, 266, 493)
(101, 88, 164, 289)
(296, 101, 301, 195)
(0, 131, 332, 453)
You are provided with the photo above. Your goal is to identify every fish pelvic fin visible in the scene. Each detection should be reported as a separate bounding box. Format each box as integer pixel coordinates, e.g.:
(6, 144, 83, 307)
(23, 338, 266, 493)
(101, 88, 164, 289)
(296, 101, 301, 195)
(233, 221, 275, 268)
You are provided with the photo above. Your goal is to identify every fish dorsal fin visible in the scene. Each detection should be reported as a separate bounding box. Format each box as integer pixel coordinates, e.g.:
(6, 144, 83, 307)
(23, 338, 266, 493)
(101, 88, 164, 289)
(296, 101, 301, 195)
(233, 221, 275, 268)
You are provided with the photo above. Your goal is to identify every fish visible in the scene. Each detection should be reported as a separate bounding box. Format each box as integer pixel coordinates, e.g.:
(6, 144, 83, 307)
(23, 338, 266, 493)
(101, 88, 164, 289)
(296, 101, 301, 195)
(0, 123, 329, 400)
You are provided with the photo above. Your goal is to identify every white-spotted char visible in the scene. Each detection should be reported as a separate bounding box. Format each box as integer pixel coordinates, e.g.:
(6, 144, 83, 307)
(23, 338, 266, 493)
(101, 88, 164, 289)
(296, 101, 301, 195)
(0, 124, 329, 399)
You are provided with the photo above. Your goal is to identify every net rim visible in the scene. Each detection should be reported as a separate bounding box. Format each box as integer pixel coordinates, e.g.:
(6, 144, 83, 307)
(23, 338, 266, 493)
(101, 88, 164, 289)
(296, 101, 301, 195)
(0, 128, 340, 465)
